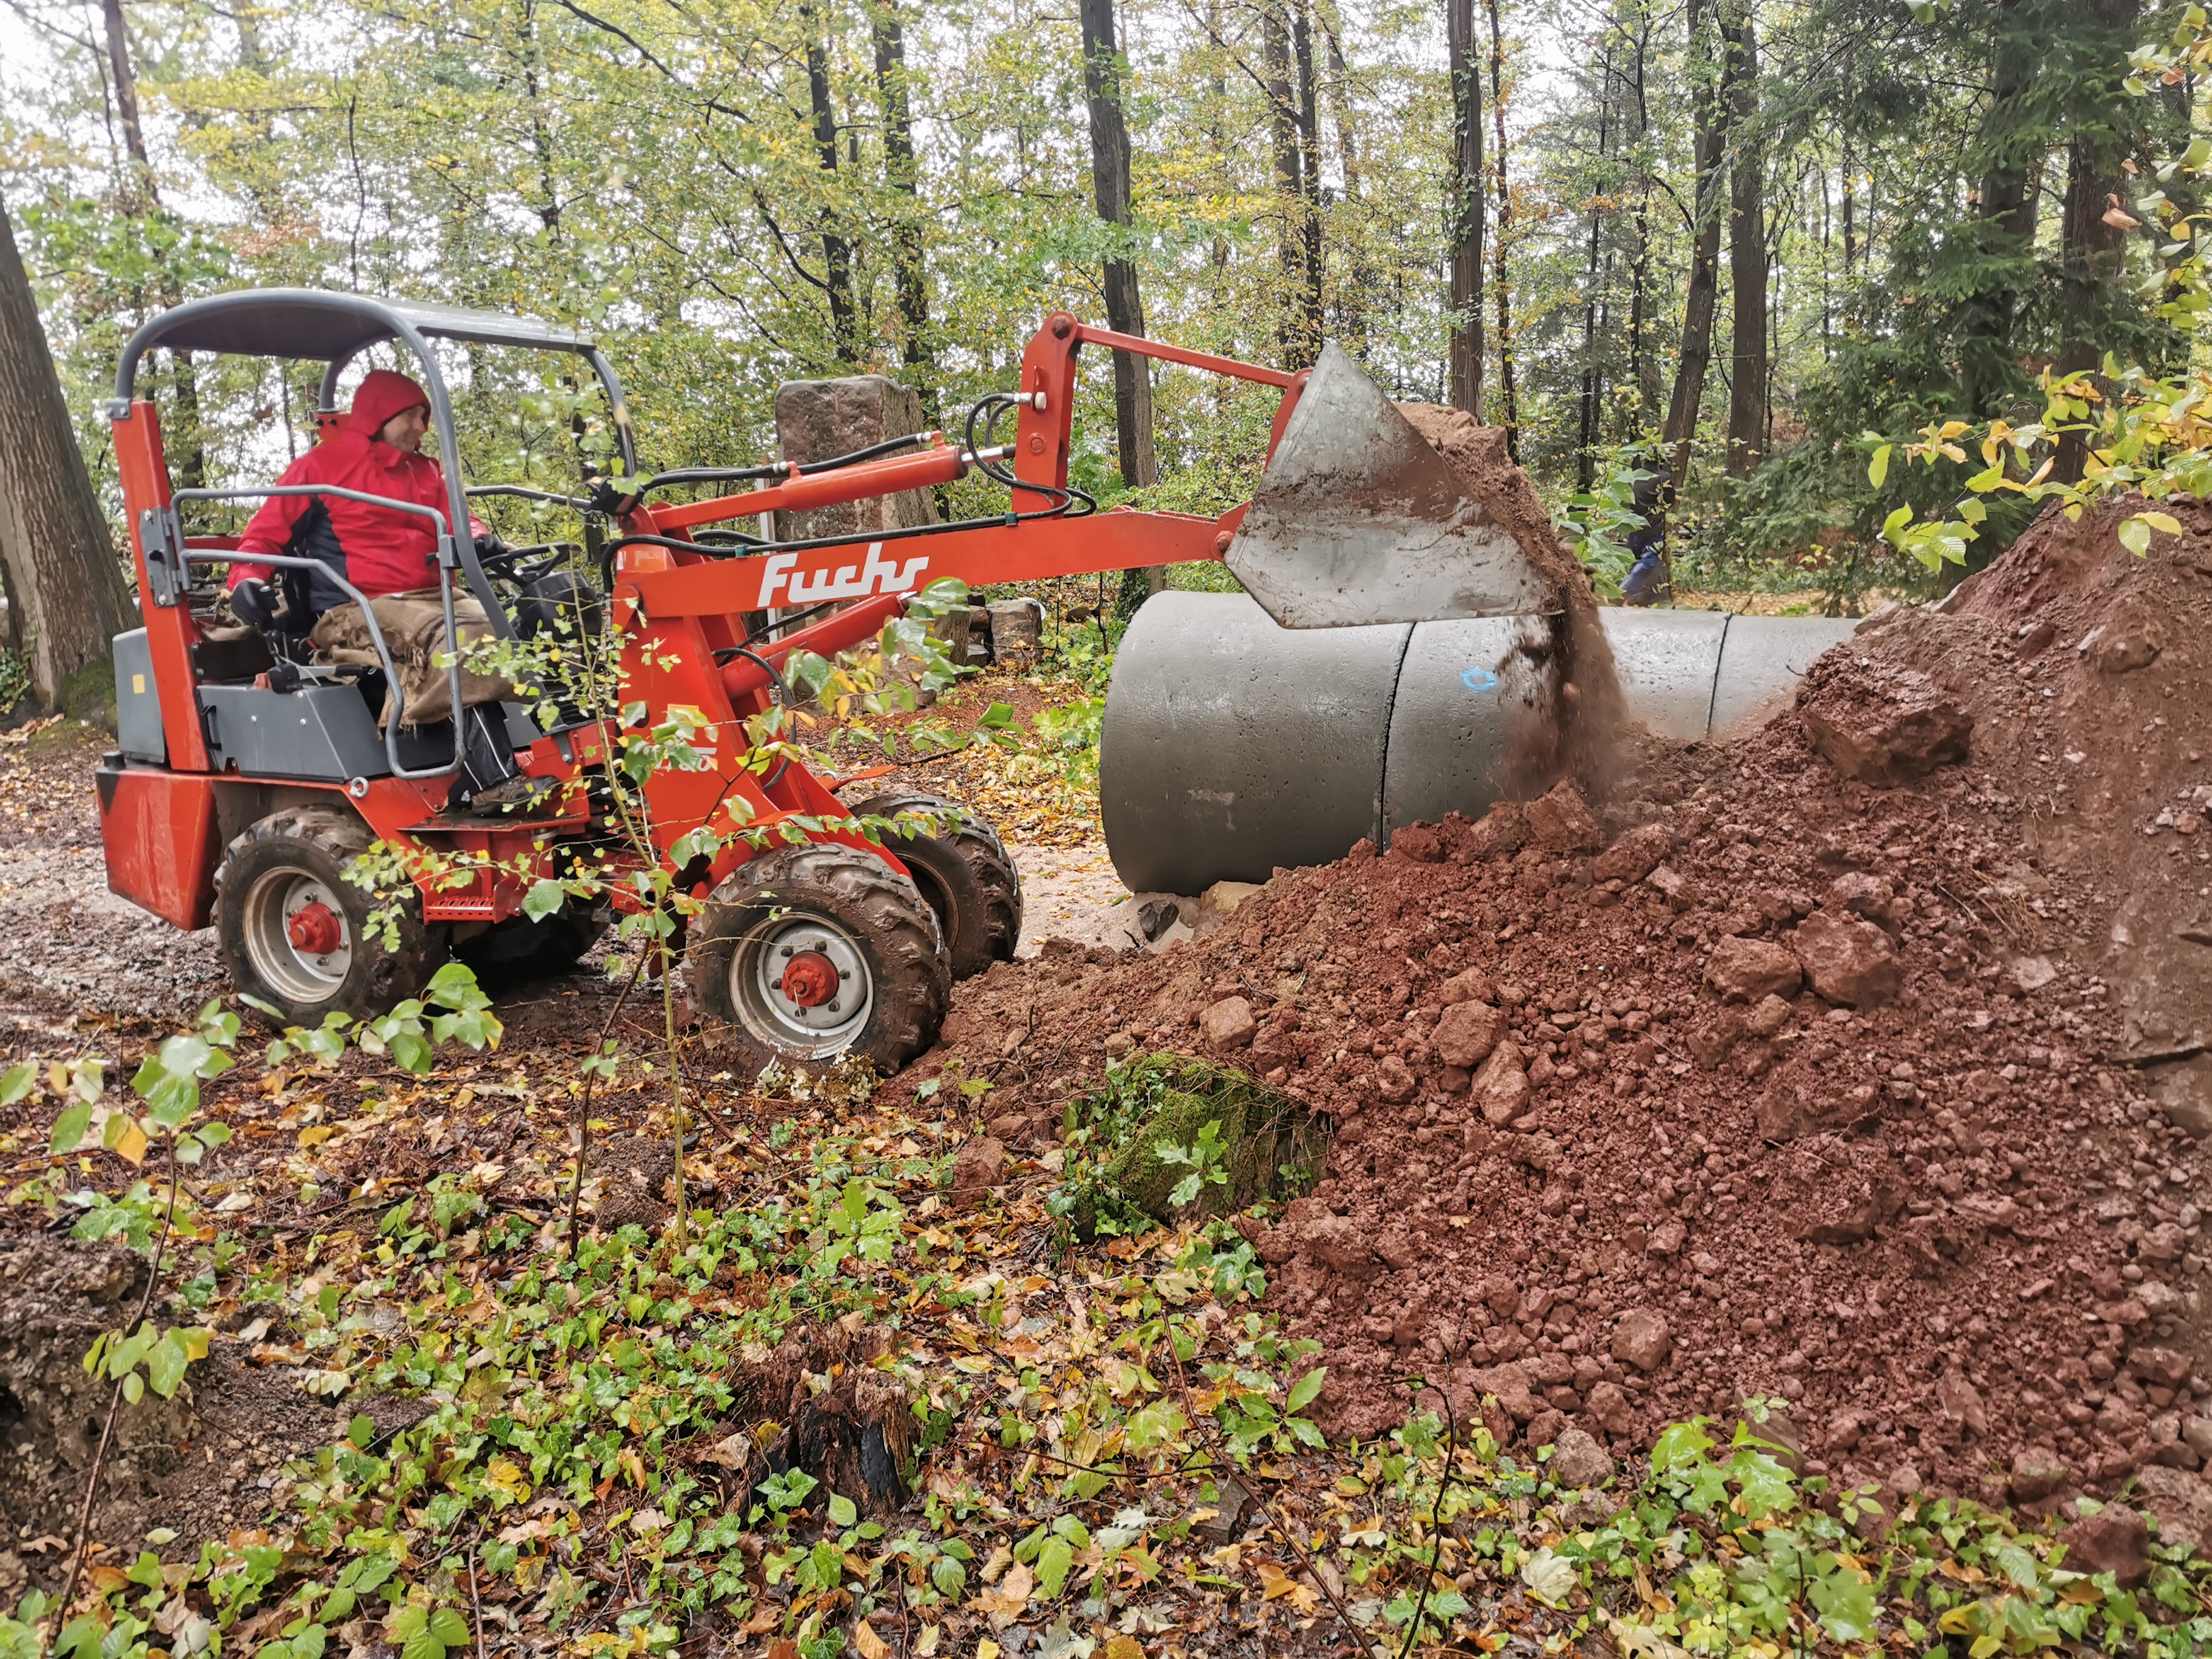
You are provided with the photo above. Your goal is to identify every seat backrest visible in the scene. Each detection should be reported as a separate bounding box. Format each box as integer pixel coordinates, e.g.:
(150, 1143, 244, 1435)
(189, 628, 277, 684)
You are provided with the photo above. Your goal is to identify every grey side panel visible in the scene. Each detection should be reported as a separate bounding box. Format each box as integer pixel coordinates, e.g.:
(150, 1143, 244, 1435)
(198, 685, 392, 782)
(113, 629, 164, 764)
(503, 700, 543, 749)
(1710, 616, 1857, 738)
(1380, 617, 1554, 841)
(1100, 592, 1406, 893)
(1595, 609, 1730, 742)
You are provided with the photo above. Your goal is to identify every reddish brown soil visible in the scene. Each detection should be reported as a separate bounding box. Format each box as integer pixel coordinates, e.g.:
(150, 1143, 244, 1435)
(891, 496, 2212, 1509)
(1395, 404, 1630, 795)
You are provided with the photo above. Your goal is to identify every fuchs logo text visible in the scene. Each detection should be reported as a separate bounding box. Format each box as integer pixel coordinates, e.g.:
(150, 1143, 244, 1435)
(754, 543, 930, 608)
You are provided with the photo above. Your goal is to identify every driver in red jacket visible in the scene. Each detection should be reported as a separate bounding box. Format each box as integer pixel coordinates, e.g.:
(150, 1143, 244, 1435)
(227, 369, 541, 814)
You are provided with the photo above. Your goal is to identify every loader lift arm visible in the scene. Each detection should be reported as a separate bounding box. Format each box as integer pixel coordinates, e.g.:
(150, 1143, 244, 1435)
(585, 313, 1311, 904)
(612, 311, 1310, 705)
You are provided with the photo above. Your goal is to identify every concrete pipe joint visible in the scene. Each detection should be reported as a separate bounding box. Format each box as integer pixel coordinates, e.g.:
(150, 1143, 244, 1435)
(1099, 591, 1857, 896)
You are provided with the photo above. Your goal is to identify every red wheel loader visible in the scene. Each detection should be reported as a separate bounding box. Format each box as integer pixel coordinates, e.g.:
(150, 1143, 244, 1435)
(96, 292, 1555, 1072)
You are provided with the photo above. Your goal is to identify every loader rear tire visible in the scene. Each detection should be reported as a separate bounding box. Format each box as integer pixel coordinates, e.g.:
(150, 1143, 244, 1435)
(848, 793, 1021, 977)
(215, 807, 444, 1025)
(688, 842, 949, 1076)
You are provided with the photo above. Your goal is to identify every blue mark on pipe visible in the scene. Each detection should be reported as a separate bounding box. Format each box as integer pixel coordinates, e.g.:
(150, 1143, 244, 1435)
(1460, 666, 1499, 693)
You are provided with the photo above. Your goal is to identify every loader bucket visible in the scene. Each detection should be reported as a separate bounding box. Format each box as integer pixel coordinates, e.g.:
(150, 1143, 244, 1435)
(1225, 341, 1560, 628)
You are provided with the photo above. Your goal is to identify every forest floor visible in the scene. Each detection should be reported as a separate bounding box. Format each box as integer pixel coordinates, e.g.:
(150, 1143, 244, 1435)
(8, 517, 2212, 1659)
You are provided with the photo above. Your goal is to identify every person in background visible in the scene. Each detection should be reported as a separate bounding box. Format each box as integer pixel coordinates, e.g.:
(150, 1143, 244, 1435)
(226, 369, 542, 814)
(1620, 472, 1669, 607)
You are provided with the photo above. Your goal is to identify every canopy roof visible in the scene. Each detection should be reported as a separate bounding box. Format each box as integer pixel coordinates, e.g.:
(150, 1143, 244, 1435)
(115, 289, 598, 398)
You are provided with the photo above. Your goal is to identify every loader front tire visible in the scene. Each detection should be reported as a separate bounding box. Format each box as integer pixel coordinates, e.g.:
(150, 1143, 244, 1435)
(215, 807, 444, 1025)
(688, 842, 949, 1076)
(848, 792, 1022, 977)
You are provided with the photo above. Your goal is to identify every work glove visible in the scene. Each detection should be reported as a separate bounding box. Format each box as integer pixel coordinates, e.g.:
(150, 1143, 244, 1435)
(473, 531, 511, 565)
(230, 578, 276, 630)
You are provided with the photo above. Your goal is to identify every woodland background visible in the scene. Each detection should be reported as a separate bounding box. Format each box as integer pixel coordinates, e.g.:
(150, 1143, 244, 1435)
(0, 0, 2185, 609)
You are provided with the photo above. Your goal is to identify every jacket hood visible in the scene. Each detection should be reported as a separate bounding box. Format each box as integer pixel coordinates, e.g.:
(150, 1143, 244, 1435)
(346, 369, 433, 441)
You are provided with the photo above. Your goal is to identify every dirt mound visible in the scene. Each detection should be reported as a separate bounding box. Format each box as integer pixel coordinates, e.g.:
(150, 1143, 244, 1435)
(0, 1234, 332, 1597)
(891, 497, 2212, 1513)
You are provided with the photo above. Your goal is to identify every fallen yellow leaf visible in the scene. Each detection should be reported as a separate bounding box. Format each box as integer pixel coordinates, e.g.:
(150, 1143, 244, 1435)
(853, 1621, 890, 1659)
(111, 1116, 148, 1165)
(298, 1126, 335, 1147)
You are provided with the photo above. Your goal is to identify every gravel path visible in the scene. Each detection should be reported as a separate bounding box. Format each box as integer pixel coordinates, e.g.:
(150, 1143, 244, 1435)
(0, 720, 1153, 1045)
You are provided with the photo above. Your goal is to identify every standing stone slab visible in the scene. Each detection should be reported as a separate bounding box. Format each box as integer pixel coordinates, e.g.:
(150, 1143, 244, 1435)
(773, 376, 939, 543)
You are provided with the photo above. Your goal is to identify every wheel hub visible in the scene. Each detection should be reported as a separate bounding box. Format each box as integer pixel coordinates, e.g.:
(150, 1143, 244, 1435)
(240, 868, 355, 1004)
(287, 901, 343, 956)
(779, 950, 840, 1007)
(743, 916, 871, 1053)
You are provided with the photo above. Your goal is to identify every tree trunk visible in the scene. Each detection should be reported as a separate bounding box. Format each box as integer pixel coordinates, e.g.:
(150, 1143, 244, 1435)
(1262, 5, 1309, 367)
(1324, 22, 1370, 360)
(1079, 0, 1161, 611)
(0, 196, 135, 707)
(1840, 147, 1855, 278)
(1660, 0, 1732, 503)
(1445, 0, 1484, 412)
(2053, 0, 2143, 482)
(1485, 0, 1518, 457)
(102, 0, 204, 491)
(1207, 0, 1232, 286)
(1963, 0, 2039, 415)
(804, 15, 859, 364)
(1722, 0, 1765, 477)
(1577, 41, 1614, 492)
(101, 0, 152, 188)
(1627, 19, 1654, 427)
(873, 1, 937, 417)
(1292, 2, 1326, 360)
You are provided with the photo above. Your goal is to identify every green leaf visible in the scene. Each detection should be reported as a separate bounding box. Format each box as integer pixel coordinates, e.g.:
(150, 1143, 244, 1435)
(1286, 1367, 1326, 1414)
(978, 702, 1017, 731)
(387, 1607, 429, 1643)
(349, 1413, 375, 1449)
(398, 1633, 443, 1659)
(146, 1330, 190, 1398)
(826, 1492, 858, 1529)
(49, 1100, 93, 1156)
(522, 879, 568, 922)
(426, 1608, 469, 1648)
(1648, 1420, 1715, 1473)
(1, 1063, 33, 1106)
(424, 961, 492, 1011)
(1034, 1534, 1075, 1598)
(2141, 509, 2184, 536)
(1809, 1567, 1880, 1641)
(2120, 515, 2153, 555)
(122, 1369, 144, 1404)
(931, 1557, 966, 1597)
(1868, 444, 1891, 488)
(1727, 1446, 1795, 1519)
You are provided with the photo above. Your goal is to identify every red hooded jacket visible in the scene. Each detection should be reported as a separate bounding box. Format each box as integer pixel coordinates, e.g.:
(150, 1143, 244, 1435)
(229, 369, 479, 605)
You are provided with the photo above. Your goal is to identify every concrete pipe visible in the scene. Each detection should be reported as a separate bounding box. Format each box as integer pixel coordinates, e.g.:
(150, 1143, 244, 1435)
(1101, 591, 1857, 894)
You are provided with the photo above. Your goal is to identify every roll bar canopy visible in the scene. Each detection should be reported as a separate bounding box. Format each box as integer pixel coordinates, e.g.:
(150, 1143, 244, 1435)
(110, 287, 635, 635)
